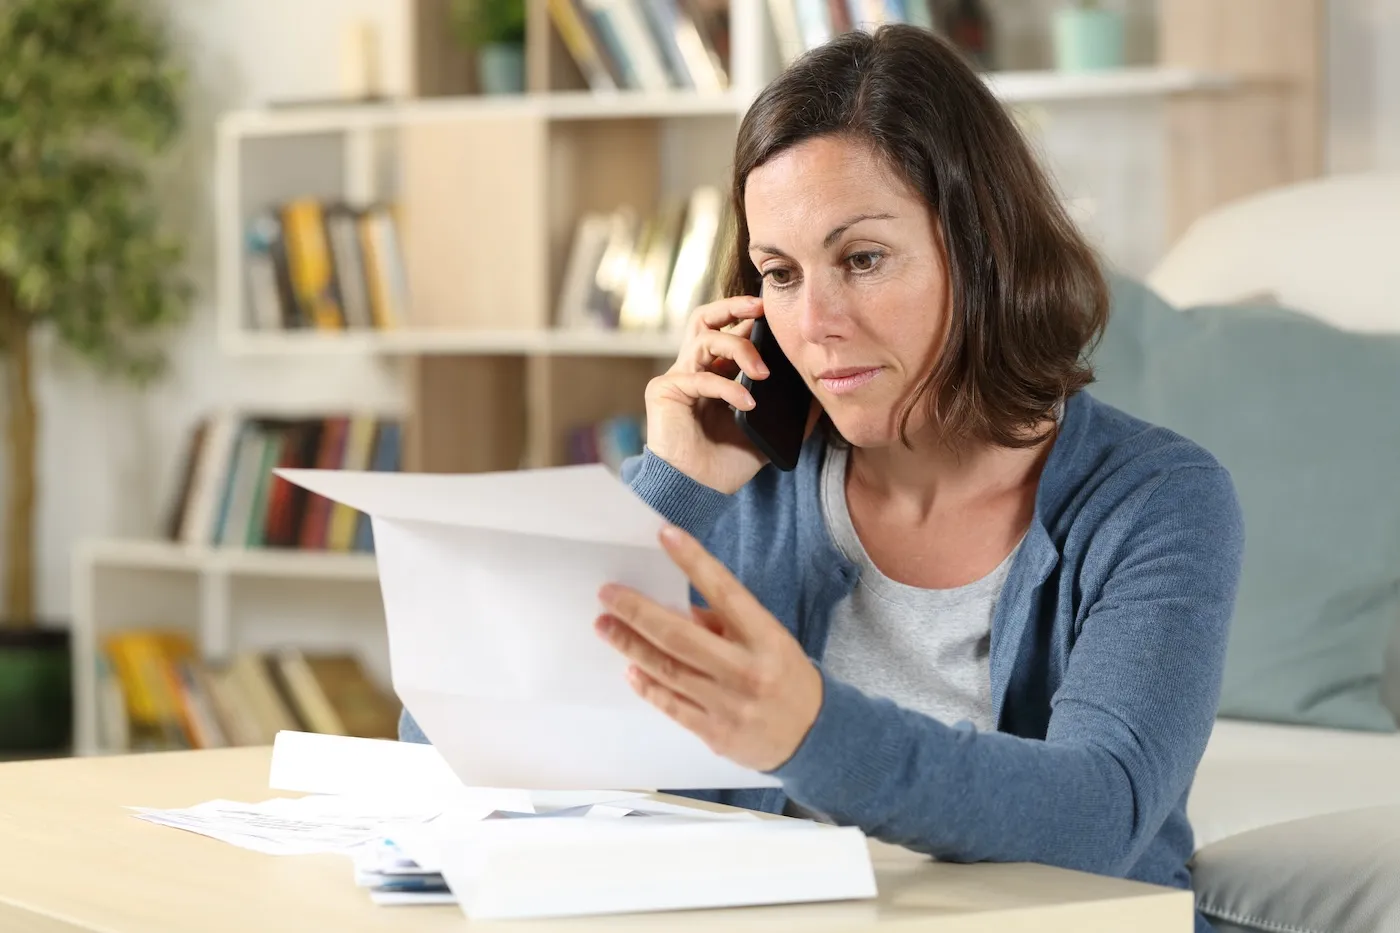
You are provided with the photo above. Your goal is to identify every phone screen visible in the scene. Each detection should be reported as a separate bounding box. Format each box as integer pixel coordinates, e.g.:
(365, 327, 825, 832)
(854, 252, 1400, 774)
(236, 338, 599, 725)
(734, 317, 812, 471)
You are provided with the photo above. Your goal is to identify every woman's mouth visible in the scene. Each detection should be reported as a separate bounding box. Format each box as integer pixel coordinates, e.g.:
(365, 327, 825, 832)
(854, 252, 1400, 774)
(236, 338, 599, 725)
(816, 367, 881, 395)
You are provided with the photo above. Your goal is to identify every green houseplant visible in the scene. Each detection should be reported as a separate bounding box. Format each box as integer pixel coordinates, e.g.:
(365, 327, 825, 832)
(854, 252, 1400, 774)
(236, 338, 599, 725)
(451, 0, 528, 95)
(0, 0, 190, 750)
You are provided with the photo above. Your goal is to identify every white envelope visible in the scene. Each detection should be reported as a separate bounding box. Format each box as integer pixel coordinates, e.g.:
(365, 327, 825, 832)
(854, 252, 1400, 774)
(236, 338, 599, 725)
(396, 816, 877, 921)
(276, 465, 780, 791)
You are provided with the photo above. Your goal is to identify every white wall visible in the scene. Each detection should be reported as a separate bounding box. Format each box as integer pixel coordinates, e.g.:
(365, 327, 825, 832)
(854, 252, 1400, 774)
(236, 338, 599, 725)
(10, 1, 411, 637)
(14, 0, 1400, 631)
(1328, 0, 1400, 173)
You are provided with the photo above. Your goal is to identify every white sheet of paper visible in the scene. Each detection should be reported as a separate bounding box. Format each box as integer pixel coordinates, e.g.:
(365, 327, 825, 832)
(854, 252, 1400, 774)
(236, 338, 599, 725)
(406, 817, 877, 920)
(276, 466, 781, 790)
(267, 731, 534, 812)
(128, 796, 444, 856)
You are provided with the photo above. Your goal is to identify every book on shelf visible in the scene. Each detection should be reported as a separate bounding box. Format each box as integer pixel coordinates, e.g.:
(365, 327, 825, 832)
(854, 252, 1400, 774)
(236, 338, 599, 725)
(555, 183, 729, 333)
(768, 1, 942, 66)
(99, 629, 400, 752)
(165, 412, 403, 554)
(245, 198, 408, 332)
(565, 414, 646, 472)
(550, 0, 729, 93)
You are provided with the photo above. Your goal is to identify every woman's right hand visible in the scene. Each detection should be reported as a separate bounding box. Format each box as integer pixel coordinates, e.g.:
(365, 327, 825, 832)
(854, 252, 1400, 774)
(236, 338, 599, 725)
(644, 295, 772, 495)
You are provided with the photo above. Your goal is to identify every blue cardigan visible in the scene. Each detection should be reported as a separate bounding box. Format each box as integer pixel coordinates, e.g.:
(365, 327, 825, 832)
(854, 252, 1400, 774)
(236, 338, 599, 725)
(401, 390, 1243, 924)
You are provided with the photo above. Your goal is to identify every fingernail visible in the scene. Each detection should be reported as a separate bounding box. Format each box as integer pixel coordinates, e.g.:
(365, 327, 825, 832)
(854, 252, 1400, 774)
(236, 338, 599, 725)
(755, 362, 770, 377)
(741, 391, 756, 409)
(660, 525, 685, 546)
(598, 584, 619, 605)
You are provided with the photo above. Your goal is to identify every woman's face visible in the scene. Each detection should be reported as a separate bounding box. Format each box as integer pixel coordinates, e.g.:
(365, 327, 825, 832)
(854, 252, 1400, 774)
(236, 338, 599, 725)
(744, 135, 950, 449)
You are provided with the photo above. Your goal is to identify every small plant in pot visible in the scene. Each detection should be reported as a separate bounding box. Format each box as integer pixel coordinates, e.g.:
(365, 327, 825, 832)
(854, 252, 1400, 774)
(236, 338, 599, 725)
(0, 0, 190, 752)
(451, 0, 528, 95)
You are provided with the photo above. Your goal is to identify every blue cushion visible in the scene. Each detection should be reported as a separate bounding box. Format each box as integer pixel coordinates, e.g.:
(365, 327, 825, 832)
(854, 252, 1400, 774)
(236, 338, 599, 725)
(1089, 275, 1400, 732)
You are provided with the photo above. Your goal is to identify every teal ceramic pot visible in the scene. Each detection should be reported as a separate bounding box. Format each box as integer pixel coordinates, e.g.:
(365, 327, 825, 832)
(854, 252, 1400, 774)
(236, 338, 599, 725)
(477, 43, 526, 95)
(1053, 7, 1125, 72)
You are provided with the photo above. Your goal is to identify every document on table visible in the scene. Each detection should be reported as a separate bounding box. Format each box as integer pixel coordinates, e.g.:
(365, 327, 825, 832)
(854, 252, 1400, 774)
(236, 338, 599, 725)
(129, 733, 718, 859)
(129, 795, 449, 856)
(276, 464, 783, 790)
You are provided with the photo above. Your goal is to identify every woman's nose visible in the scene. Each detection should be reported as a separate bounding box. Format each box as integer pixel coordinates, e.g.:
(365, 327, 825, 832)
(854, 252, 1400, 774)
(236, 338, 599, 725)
(796, 277, 849, 345)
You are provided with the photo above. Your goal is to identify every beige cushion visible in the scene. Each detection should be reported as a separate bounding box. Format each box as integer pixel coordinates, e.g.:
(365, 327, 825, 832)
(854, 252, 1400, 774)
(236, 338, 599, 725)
(1192, 806, 1400, 933)
(1191, 719, 1400, 849)
(1147, 170, 1400, 334)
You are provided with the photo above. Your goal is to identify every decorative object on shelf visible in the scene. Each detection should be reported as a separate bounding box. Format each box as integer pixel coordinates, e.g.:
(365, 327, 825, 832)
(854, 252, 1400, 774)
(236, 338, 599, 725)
(0, 0, 190, 752)
(1052, 0, 1125, 72)
(451, 0, 528, 95)
(339, 19, 386, 102)
(937, 0, 995, 71)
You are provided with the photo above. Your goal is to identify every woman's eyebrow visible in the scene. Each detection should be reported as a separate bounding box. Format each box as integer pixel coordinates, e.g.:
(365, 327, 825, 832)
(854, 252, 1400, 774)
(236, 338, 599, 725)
(821, 212, 895, 248)
(749, 212, 897, 256)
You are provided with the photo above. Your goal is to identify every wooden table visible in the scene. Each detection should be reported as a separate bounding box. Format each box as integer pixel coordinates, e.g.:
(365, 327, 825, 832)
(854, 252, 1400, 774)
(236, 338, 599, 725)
(0, 747, 1191, 931)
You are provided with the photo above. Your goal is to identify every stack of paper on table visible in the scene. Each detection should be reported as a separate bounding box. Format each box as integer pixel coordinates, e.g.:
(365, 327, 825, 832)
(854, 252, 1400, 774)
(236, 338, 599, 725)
(134, 732, 877, 918)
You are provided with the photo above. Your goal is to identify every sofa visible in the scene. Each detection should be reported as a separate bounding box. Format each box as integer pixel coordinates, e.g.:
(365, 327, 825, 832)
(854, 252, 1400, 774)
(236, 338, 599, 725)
(1100, 170, 1400, 932)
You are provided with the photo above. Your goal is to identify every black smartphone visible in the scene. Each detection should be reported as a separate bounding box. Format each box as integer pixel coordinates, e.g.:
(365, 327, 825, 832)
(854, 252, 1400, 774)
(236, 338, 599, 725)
(734, 317, 812, 472)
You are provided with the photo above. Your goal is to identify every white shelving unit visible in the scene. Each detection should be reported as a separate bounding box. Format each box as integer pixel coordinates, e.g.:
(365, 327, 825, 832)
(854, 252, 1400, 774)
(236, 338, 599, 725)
(990, 66, 1232, 102)
(78, 539, 380, 581)
(220, 67, 1230, 138)
(222, 325, 686, 359)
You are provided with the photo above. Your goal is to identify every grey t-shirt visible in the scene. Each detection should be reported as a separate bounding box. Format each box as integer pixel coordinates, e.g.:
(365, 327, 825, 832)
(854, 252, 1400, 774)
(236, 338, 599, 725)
(819, 442, 1018, 732)
(786, 444, 1020, 820)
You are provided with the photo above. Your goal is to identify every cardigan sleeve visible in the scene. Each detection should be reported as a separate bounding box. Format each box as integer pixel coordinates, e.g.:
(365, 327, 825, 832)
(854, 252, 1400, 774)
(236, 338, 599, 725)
(770, 464, 1245, 876)
(620, 448, 737, 540)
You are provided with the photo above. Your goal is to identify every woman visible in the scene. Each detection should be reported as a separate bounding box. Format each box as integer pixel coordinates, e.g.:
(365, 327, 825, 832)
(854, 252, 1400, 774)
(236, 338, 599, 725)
(403, 23, 1243, 929)
(595, 23, 1243, 930)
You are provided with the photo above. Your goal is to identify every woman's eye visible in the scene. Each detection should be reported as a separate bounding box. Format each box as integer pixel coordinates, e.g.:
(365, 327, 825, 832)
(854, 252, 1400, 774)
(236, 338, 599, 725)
(847, 251, 883, 273)
(763, 267, 795, 289)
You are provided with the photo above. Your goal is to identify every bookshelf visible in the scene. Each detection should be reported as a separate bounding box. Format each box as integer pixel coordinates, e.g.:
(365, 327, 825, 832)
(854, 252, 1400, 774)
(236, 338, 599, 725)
(73, 0, 1325, 757)
(222, 323, 687, 358)
(77, 539, 381, 581)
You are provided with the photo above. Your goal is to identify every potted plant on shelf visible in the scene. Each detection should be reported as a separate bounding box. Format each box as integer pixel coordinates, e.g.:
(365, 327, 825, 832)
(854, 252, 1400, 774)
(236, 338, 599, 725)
(1052, 0, 1126, 72)
(0, 0, 190, 752)
(451, 0, 528, 95)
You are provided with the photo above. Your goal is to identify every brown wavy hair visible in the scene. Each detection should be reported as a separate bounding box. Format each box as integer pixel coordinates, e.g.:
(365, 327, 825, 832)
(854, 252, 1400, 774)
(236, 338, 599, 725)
(722, 25, 1108, 449)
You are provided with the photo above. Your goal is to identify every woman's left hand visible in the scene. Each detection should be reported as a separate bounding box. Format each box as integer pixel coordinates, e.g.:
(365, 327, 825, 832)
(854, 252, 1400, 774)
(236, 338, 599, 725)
(595, 525, 823, 773)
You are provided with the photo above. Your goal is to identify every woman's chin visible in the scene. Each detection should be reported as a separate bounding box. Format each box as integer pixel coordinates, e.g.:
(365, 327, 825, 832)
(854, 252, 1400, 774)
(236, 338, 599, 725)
(823, 410, 901, 450)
